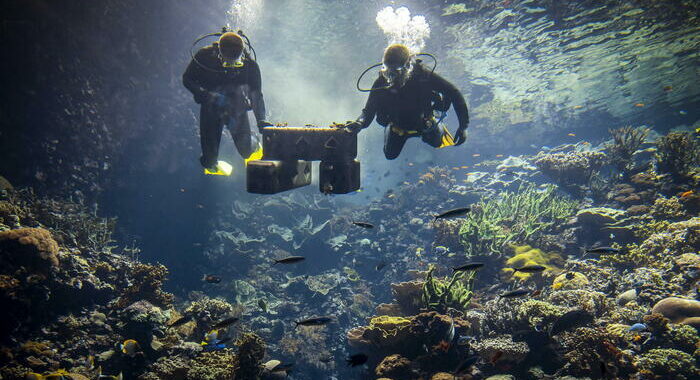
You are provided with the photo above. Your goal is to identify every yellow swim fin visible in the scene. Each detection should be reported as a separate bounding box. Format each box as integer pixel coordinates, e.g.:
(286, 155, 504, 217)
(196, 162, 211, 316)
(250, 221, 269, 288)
(438, 125, 455, 148)
(204, 161, 233, 176)
(245, 143, 263, 165)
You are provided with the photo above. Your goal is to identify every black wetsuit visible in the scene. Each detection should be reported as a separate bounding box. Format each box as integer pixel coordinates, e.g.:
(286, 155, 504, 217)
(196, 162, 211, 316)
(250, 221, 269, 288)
(356, 63, 469, 159)
(183, 44, 266, 167)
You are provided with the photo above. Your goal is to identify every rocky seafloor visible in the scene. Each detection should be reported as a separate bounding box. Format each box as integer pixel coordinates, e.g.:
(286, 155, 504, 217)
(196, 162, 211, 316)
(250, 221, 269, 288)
(1, 126, 699, 380)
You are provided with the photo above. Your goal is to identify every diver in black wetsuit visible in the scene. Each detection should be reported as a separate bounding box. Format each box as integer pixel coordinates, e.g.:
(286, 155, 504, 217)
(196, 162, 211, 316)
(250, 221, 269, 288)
(346, 44, 469, 159)
(183, 32, 272, 171)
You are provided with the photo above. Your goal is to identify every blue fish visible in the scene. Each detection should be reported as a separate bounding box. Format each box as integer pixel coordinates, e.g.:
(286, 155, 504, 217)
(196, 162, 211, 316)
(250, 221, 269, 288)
(628, 323, 647, 332)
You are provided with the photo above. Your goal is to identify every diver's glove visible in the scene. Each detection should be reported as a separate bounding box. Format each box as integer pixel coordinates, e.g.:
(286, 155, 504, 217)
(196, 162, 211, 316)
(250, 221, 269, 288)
(344, 120, 363, 134)
(454, 124, 468, 146)
(257, 120, 274, 132)
(202, 91, 226, 106)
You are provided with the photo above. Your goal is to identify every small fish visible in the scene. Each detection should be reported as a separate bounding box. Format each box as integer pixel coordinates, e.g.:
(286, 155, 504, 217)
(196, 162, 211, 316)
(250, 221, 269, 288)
(452, 167, 460, 170)
(97, 367, 124, 380)
(663, 85, 673, 92)
(119, 339, 140, 357)
(634, 103, 645, 107)
(565, 272, 575, 280)
(490, 350, 504, 364)
(499, 289, 529, 298)
(549, 309, 594, 336)
(460, 166, 469, 169)
(202, 329, 219, 344)
(202, 274, 222, 283)
(211, 316, 239, 329)
(258, 299, 267, 312)
(274, 256, 306, 264)
(375, 261, 387, 271)
(472, 153, 481, 157)
(495, 154, 503, 158)
(680, 190, 694, 198)
(433, 207, 470, 221)
(585, 247, 620, 254)
(454, 355, 479, 374)
(168, 314, 193, 327)
(680, 110, 687, 115)
(628, 323, 647, 332)
(408, 162, 414, 166)
(567, 133, 576, 137)
(573, 105, 584, 110)
(434, 246, 449, 255)
(352, 221, 375, 229)
(346, 353, 368, 367)
(294, 316, 334, 328)
(453, 262, 485, 272)
(444, 316, 455, 343)
(456, 335, 475, 345)
(272, 363, 295, 373)
(511, 264, 547, 274)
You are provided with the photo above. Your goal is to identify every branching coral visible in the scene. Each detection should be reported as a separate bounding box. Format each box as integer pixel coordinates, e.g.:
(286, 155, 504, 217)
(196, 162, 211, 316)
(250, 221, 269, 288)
(234, 333, 265, 380)
(458, 184, 577, 257)
(185, 350, 238, 380)
(607, 126, 649, 174)
(636, 348, 698, 378)
(115, 262, 173, 308)
(655, 132, 700, 180)
(422, 264, 475, 313)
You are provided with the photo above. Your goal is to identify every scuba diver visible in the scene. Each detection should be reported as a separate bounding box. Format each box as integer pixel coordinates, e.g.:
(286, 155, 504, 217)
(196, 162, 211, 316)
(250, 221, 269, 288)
(346, 44, 469, 159)
(183, 30, 272, 175)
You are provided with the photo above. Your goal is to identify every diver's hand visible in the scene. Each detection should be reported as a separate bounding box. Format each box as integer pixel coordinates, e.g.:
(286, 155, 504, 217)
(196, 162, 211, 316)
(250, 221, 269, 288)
(344, 121, 362, 134)
(454, 125, 468, 146)
(257, 120, 274, 132)
(204, 91, 226, 106)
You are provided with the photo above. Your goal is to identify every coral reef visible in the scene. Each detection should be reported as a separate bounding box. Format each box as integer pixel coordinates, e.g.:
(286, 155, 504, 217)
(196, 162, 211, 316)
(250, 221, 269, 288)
(636, 348, 698, 378)
(655, 132, 700, 181)
(651, 297, 700, 328)
(375, 354, 414, 379)
(458, 184, 577, 257)
(115, 262, 173, 308)
(0, 227, 60, 274)
(422, 264, 475, 312)
(606, 126, 650, 175)
(502, 244, 562, 281)
(534, 149, 606, 192)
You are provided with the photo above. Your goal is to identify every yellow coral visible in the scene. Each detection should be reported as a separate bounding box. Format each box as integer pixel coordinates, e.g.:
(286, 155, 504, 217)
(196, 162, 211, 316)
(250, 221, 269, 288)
(343, 266, 360, 282)
(552, 272, 589, 290)
(369, 316, 412, 338)
(502, 244, 561, 280)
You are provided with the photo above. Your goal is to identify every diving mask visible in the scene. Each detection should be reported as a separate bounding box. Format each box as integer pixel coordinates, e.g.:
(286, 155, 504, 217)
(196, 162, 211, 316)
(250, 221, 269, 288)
(380, 61, 412, 88)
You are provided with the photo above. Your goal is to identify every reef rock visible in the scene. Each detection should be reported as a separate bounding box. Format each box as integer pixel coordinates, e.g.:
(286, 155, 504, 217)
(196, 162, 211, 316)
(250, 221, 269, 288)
(375, 354, 414, 379)
(472, 335, 529, 364)
(575, 207, 625, 227)
(651, 297, 700, 328)
(0, 227, 59, 274)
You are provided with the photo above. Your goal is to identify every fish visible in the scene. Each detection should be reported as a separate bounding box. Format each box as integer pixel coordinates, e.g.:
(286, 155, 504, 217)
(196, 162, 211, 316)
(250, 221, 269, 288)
(434, 246, 449, 255)
(585, 247, 620, 254)
(499, 289, 530, 298)
(456, 335, 475, 345)
(549, 309, 594, 336)
(628, 323, 647, 332)
(634, 103, 645, 107)
(352, 221, 375, 229)
(680, 110, 687, 115)
(490, 350, 504, 364)
(202, 274, 222, 283)
(294, 316, 334, 328)
(211, 316, 239, 329)
(346, 353, 368, 367)
(680, 190, 694, 198)
(511, 264, 547, 274)
(202, 329, 219, 344)
(168, 314, 193, 327)
(97, 367, 124, 380)
(567, 133, 576, 137)
(433, 207, 470, 221)
(454, 355, 479, 374)
(274, 256, 306, 264)
(375, 261, 387, 271)
(663, 85, 673, 92)
(258, 299, 267, 312)
(119, 339, 140, 357)
(472, 153, 481, 157)
(460, 166, 469, 169)
(452, 262, 485, 272)
(565, 272, 576, 280)
(573, 105, 584, 109)
(444, 316, 455, 343)
(272, 363, 295, 373)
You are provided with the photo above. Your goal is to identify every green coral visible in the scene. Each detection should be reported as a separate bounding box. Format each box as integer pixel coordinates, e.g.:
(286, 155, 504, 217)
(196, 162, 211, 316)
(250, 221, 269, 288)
(636, 348, 698, 378)
(552, 271, 589, 290)
(458, 184, 577, 257)
(422, 264, 475, 313)
(502, 244, 562, 280)
(666, 324, 700, 354)
(368, 315, 413, 338)
(235, 333, 265, 380)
